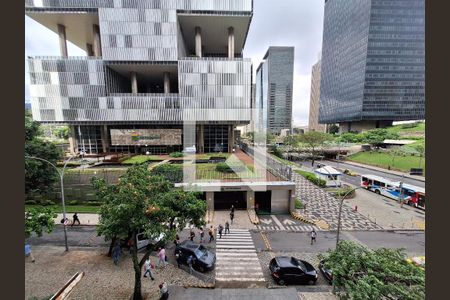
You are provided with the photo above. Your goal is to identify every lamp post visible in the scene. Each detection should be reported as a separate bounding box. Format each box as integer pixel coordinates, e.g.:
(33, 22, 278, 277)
(25, 155, 76, 251)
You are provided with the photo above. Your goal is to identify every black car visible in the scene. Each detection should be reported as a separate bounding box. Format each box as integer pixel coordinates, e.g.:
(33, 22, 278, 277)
(175, 240, 216, 272)
(269, 256, 318, 285)
(318, 260, 333, 284)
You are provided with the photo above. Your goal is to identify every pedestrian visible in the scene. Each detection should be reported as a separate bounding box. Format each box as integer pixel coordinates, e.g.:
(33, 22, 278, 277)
(159, 282, 169, 300)
(189, 229, 195, 242)
(25, 244, 35, 263)
(230, 205, 235, 214)
(199, 227, 204, 243)
(187, 254, 195, 274)
(112, 240, 121, 265)
(143, 257, 155, 280)
(225, 221, 230, 234)
(230, 211, 234, 224)
(310, 229, 317, 245)
(218, 224, 224, 238)
(208, 226, 215, 243)
(157, 247, 166, 268)
(175, 249, 182, 268)
(72, 212, 81, 226)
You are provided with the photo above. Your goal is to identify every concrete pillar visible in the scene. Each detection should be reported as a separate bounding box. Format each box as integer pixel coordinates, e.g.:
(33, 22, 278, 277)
(289, 189, 296, 213)
(68, 125, 78, 155)
(57, 24, 68, 57)
(247, 190, 255, 210)
(131, 72, 138, 94)
(206, 192, 214, 211)
(93, 24, 102, 57)
(228, 125, 235, 153)
(195, 26, 202, 57)
(228, 27, 235, 59)
(100, 125, 109, 153)
(163, 72, 171, 94)
(197, 124, 204, 154)
(86, 43, 94, 56)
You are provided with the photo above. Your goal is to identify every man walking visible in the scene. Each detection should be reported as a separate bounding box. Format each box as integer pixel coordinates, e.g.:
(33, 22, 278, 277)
(143, 257, 155, 280)
(230, 211, 234, 225)
(208, 226, 215, 243)
(189, 229, 195, 242)
(157, 247, 166, 268)
(112, 240, 121, 265)
(187, 254, 195, 274)
(310, 229, 317, 245)
(225, 221, 230, 234)
(159, 282, 169, 300)
(199, 227, 204, 243)
(218, 224, 224, 238)
(72, 212, 81, 226)
(175, 249, 182, 268)
(230, 205, 235, 214)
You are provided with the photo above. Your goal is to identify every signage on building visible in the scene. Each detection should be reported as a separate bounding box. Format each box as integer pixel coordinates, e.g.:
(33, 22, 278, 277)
(110, 129, 182, 146)
(220, 186, 244, 191)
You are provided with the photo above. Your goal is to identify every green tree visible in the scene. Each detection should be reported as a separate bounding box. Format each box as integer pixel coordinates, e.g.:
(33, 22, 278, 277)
(319, 240, 424, 300)
(91, 165, 206, 300)
(25, 111, 62, 194)
(328, 124, 339, 134)
(25, 207, 57, 238)
(283, 134, 301, 147)
(298, 131, 333, 166)
(362, 128, 399, 147)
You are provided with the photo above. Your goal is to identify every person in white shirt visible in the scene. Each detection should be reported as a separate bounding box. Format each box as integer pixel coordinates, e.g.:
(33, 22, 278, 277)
(143, 257, 154, 280)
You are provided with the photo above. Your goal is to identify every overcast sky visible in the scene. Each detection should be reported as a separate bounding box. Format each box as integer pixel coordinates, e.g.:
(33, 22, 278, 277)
(25, 1, 324, 126)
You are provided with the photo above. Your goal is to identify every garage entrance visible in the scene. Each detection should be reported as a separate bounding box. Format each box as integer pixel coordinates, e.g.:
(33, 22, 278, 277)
(214, 191, 247, 210)
(255, 191, 271, 214)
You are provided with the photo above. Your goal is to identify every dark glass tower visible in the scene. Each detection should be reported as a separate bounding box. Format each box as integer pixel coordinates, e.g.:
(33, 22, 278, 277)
(319, 0, 425, 132)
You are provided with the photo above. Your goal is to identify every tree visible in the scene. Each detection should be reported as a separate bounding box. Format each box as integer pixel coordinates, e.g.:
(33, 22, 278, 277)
(298, 131, 333, 166)
(362, 128, 399, 147)
(319, 240, 425, 300)
(328, 124, 339, 135)
(413, 143, 425, 168)
(283, 134, 301, 147)
(25, 111, 62, 194)
(91, 165, 206, 300)
(25, 207, 57, 238)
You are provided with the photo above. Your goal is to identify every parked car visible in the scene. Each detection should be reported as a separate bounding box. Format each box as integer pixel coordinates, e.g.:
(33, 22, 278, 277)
(120, 229, 165, 251)
(175, 240, 216, 272)
(269, 256, 318, 285)
(318, 260, 333, 284)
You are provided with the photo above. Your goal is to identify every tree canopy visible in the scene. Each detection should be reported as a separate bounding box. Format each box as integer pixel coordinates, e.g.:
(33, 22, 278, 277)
(25, 206, 57, 238)
(319, 240, 425, 300)
(92, 164, 207, 300)
(298, 131, 333, 165)
(25, 111, 62, 194)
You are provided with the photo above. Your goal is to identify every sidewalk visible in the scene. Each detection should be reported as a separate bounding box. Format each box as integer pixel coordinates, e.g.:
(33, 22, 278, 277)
(168, 286, 299, 300)
(55, 213, 99, 225)
(329, 159, 425, 182)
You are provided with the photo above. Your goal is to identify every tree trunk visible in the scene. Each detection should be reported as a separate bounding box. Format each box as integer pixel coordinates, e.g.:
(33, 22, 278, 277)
(107, 237, 116, 257)
(131, 232, 142, 300)
(169, 217, 176, 230)
(311, 148, 315, 167)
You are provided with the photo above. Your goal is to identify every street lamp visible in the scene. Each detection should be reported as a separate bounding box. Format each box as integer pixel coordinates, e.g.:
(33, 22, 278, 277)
(25, 155, 76, 251)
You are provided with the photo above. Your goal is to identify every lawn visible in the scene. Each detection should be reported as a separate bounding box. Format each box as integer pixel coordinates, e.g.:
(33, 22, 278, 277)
(270, 154, 296, 166)
(347, 151, 425, 174)
(25, 204, 100, 213)
(195, 163, 260, 180)
(121, 155, 165, 164)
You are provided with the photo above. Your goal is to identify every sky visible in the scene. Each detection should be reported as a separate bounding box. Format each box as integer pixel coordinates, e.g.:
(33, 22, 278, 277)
(25, 1, 325, 127)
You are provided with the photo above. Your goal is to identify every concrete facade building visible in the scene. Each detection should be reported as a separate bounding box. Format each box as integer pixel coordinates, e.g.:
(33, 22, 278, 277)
(308, 60, 327, 133)
(319, 0, 425, 133)
(26, 0, 253, 155)
(255, 47, 294, 135)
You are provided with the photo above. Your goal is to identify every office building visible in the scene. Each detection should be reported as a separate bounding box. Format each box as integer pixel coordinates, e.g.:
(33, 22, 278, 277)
(319, 0, 425, 133)
(26, 0, 253, 154)
(255, 47, 294, 135)
(308, 60, 327, 133)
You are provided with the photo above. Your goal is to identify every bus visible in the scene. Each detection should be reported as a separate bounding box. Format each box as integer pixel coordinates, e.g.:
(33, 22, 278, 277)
(360, 174, 425, 210)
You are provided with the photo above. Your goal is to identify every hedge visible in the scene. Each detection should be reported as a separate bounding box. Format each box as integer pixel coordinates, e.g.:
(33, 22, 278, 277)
(295, 170, 326, 187)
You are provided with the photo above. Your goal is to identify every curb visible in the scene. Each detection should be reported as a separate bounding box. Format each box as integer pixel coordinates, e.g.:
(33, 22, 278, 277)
(290, 212, 316, 225)
(248, 209, 260, 225)
(183, 283, 215, 289)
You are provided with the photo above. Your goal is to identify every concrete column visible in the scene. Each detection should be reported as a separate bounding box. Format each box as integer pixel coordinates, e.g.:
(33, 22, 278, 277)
(247, 190, 255, 210)
(93, 24, 102, 57)
(228, 26, 235, 59)
(68, 125, 78, 155)
(197, 124, 204, 154)
(131, 72, 138, 94)
(86, 43, 94, 56)
(163, 72, 171, 94)
(195, 26, 202, 57)
(57, 24, 68, 57)
(206, 192, 214, 211)
(100, 125, 109, 153)
(228, 125, 235, 153)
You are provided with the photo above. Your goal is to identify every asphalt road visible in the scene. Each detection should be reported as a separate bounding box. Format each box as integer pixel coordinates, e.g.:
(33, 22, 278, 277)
(322, 160, 425, 188)
(27, 225, 108, 248)
(252, 230, 425, 256)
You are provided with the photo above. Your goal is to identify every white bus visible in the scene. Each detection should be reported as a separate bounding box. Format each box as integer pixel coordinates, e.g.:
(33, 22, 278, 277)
(360, 174, 425, 210)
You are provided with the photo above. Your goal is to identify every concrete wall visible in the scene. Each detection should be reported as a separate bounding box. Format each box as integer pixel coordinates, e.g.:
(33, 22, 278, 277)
(246, 190, 255, 209)
(206, 192, 214, 211)
(271, 189, 290, 214)
(339, 120, 392, 133)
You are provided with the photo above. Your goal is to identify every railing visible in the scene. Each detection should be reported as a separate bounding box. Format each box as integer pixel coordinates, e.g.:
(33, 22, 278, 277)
(27, 56, 100, 60)
(181, 57, 251, 62)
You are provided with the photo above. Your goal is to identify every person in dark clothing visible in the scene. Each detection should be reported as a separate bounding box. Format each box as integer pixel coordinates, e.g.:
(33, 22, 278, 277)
(218, 224, 224, 238)
(208, 226, 215, 243)
(175, 249, 182, 268)
(310, 229, 317, 245)
(112, 240, 121, 265)
(72, 213, 80, 226)
(230, 205, 235, 214)
(225, 221, 230, 234)
(230, 211, 234, 224)
(189, 229, 195, 241)
(159, 282, 169, 300)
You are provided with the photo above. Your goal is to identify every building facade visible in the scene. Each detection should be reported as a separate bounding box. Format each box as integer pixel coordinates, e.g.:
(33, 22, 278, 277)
(308, 60, 327, 133)
(319, 0, 425, 132)
(26, 0, 253, 154)
(255, 47, 294, 135)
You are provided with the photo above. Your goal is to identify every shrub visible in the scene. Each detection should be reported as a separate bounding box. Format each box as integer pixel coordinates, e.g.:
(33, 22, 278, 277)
(40, 200, 55, 206)
(68, 200, 79, 205)
(295, 198, 304, 209)
(169, 151, 184, 158)
(85, 201, 101, 206)
(25, 200, 37, 205)
(296, 170, 326, 187)
(216, 162, 246, 173)
(151, 164, 183, 183)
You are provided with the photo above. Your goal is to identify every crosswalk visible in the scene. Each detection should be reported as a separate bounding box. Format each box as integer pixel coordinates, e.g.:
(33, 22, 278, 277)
(256, 224, 318, 231)
(214, 229, 265, 286)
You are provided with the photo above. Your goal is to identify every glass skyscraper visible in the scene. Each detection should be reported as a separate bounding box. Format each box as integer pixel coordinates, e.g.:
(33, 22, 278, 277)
(319, 0, 425, 132)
